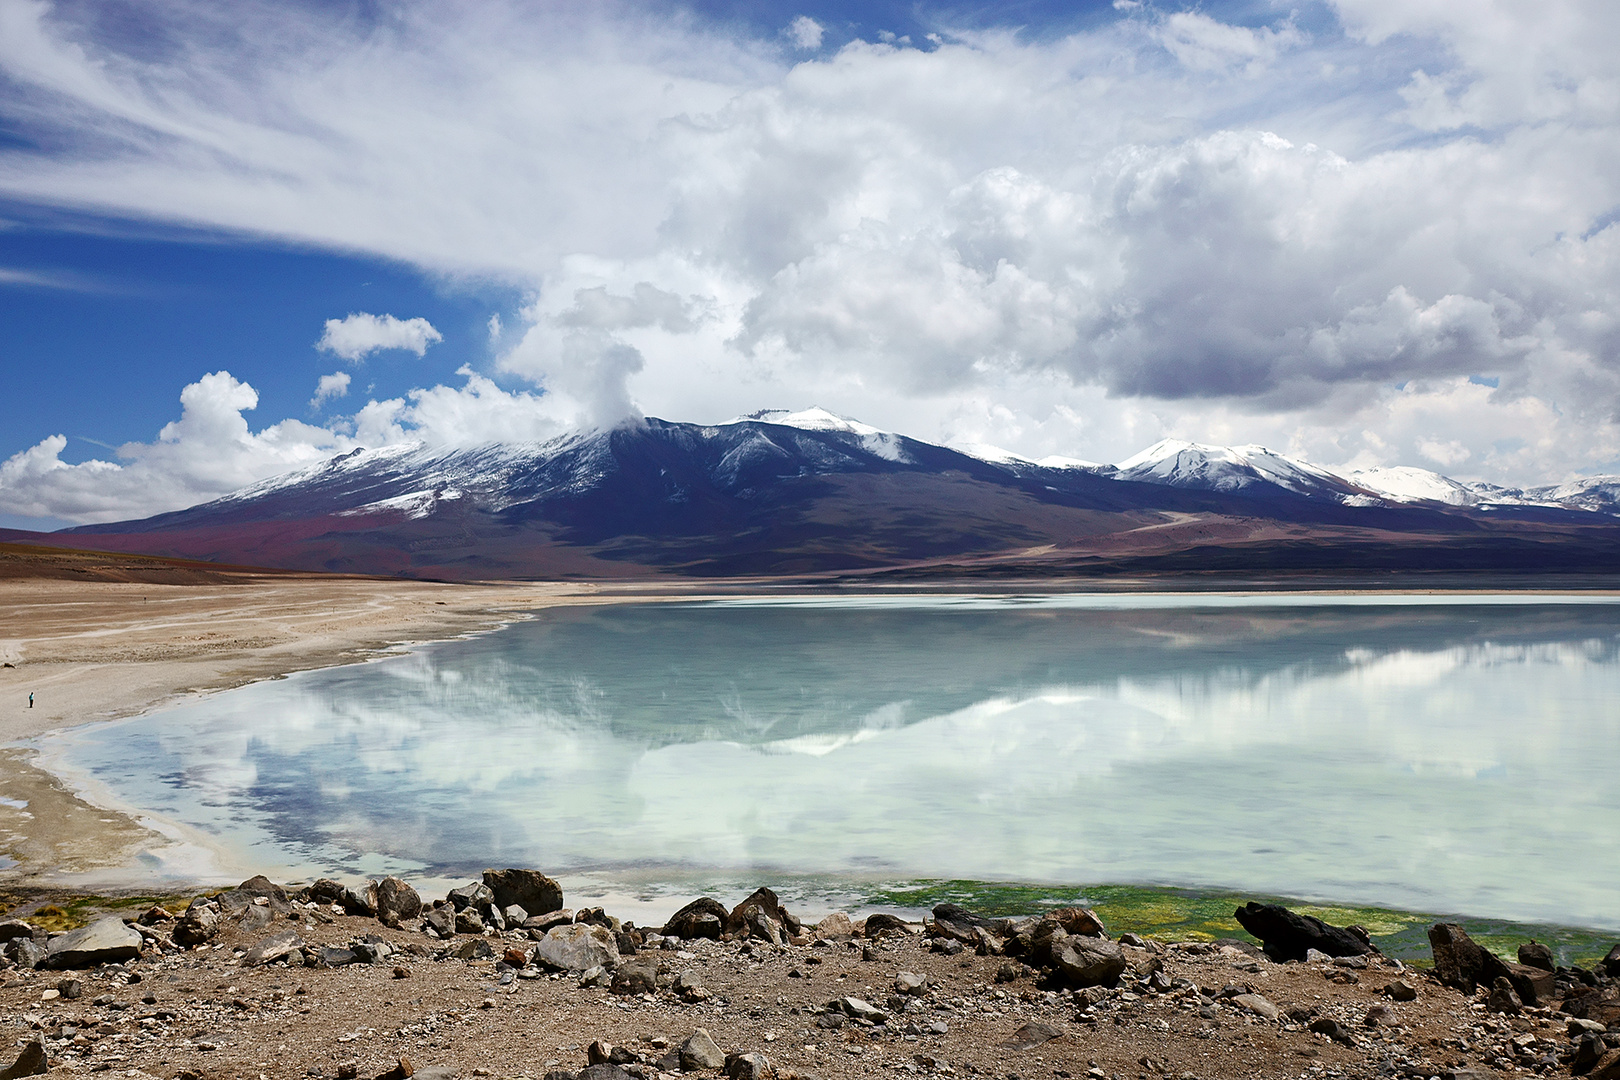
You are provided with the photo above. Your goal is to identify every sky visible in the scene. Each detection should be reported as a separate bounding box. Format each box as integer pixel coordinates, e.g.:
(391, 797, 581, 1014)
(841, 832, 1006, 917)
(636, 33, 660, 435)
(2, 0, 1619, 529)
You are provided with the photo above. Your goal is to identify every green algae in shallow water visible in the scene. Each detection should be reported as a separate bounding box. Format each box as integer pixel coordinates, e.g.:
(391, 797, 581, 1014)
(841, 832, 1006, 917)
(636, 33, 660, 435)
(851, 880, 1618, 967)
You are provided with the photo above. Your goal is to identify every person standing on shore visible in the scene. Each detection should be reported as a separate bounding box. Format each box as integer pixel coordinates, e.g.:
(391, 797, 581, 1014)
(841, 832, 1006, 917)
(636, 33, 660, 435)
(27, 693, 33, 708)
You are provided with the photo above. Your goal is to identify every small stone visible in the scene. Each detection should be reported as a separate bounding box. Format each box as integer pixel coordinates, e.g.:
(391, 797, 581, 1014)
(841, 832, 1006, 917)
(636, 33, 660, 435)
(1001, 1021, 1061, 1051)
(894, 971, 928, 996)
(814, 913, 854, 938)
(678, 1029, 726, 1071)
(447, 882, 494, 911)
(55, 979, 82, 1000)
(337, 1061, 359, 1080)
(1362, 1004, 1392, 1027)
(724, 1051, 775, 1080)
(1230, 993, 1278, 1021)
(1307, 1017, 1355, 1046)
(1487, 976, 1522, 1013)
(454, 908, 486, 935)
(1382, 978, 1417, 1001)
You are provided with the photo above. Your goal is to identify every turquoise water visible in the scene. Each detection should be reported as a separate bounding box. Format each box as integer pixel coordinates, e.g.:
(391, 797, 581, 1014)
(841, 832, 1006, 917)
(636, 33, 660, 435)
(43, 594, 1620, 930)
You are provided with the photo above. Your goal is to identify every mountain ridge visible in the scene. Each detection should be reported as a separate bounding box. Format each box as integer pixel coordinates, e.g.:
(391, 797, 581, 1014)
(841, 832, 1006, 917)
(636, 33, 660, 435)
(3, 409, 1616, 580)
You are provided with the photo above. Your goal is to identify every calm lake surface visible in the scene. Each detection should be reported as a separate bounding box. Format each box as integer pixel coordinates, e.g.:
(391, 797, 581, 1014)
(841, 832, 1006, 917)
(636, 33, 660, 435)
(44, 594, 1620, 930)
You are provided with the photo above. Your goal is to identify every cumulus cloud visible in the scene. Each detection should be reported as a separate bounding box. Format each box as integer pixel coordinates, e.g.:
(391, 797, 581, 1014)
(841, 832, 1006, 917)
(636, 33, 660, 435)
(0, 368, 576, 524)
(0, 0, 1618, 487)
(318, 313, 443, 362)
(311, 371, 351, 406)
(787, 16, 824, 51)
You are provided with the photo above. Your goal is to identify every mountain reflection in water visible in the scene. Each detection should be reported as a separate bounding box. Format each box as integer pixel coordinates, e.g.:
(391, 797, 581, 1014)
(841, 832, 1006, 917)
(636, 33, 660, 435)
(49, 596, 1620, 930)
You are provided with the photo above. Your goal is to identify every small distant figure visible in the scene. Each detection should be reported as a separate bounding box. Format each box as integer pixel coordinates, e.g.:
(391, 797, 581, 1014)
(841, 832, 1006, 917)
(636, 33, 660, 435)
(28, 693, 33, 709)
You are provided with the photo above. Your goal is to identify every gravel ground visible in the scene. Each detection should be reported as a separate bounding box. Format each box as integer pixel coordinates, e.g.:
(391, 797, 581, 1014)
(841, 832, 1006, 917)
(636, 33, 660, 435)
(4, 895, 1602, 1080)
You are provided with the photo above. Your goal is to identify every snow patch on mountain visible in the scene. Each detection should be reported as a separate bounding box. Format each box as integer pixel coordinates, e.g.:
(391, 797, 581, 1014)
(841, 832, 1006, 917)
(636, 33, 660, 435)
(1114, 439, 1354, 497)
(1351, 466, 1485, 506)
(955, 442, 1107, 471)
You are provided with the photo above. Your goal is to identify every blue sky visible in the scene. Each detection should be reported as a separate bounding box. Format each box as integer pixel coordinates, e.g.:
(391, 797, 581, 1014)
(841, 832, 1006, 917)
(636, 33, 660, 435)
(2, 0, 1618, 528)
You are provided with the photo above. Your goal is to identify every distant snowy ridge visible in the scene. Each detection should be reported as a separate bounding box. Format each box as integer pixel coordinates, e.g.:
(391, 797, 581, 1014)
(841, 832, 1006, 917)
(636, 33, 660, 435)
(185, 408, 1620, 523)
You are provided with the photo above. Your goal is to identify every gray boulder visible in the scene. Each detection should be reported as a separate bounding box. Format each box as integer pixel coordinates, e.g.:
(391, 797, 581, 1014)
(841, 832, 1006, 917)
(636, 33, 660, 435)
(3, 938, 46, 969)
(610, 955, 659, 995)
(217, 875, 291, 915)
(448, 882, 494, 911)
(375, 877, 422, 928)
(1428, 923, 1509, 994)
(483, 868, 563, 916)
(727, 887, 801, 937)
(523, 910, 574, 934)
(662, 897, 728, 940)
(503, 904, 529, 926)
(173, 899, 220, 947)
(46, 917, 143, 969)
(678, 1029, 725, 1071)
(533, 924, 619, 972)
(422, 906, 455, 938)
(1053, 937, 1127, 988)
(725, 1052, 775, 1080)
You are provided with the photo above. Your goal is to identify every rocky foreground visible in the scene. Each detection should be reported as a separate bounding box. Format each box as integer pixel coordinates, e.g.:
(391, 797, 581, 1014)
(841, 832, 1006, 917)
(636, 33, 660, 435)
(2, 872, 1618, 1080)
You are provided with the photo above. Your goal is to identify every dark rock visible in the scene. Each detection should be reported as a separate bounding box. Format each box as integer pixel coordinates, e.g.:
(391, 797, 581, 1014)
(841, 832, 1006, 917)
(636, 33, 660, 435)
(3, 938, 46, 969)
(320, 945, 362, 966)
(1234, 903, 1373, 963)
(728, 887, 801, 937)
(0, 1040, 46, 1080)
(1604, 944, 1620, 978)
(678, 1029, 726, 1071)
(0, 921, 35, 943)
(930, 903, 1010, 944)
(238, 904, 274, 933)
(1307, 1017, 1356, 1045)
(244, 930, 303, 966)
(217, 875, 292, 914)
(341, 883, 378, 917)
(576, 1068, 633, 1080)
(1428, 923, 1510, 994)
(1518, 941, 1555, 971)
(46, 917, 143, 969)
(1045, 907, 1107, 938)
(663, 897, 729, 939)
(484, 904, 507, 932)
(483, 868, 563, 916)
(724, 1051, 775, 1080)
(864, 913, 910, 938)
(1001, 1020, 1062, 1050)
(301, 879, 348, 905)
(422, 908, 455, 938)
(453, 908, 485, 935)
(1383, 978, 1417, 1001)
(522, 910, 574, 934)
(1593, 1050, 1620, 1080)
(173, 900, 220, 947)
(375, 877, 422, 928)
(447, 938, 494, 962)
(610, 956, 659, 995)
(447, 882, 493, 911)
(1487, 976, 1522, 1013)
(1503, 960, 1558, 1005)
(55, 978, 82, 1000)
(1052, 937, 1127, 988)
(1574, 1034, 1607, 1075)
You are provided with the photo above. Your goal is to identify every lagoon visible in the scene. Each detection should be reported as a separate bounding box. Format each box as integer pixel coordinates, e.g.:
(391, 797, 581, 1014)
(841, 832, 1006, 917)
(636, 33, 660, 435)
(42, 594, 1620, 931)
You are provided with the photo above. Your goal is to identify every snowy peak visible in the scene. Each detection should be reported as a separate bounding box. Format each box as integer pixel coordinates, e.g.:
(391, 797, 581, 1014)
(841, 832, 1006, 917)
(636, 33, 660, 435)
(1114, 439, 1358, 498)
(727, 407, 885, 437)
(1351, 466, 1486, 507)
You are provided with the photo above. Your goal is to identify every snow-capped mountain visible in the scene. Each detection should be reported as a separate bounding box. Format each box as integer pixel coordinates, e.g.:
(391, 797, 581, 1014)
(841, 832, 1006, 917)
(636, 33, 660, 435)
(1112, 439, 1366, 500)
(12, 409, 1616, 580)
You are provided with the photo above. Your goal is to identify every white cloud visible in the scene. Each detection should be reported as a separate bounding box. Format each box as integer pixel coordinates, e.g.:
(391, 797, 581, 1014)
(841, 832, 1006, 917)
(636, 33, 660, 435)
(311, 371, 351, 406)
(787, 16, 824, 51)
(0, 368, 575, 524)
(317, 313, 443, 362)
(0, 1, 1618, 489)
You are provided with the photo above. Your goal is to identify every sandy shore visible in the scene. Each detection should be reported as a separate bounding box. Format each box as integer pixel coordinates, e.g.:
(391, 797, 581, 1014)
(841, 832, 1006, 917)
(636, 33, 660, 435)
(0, 576, 600, 887)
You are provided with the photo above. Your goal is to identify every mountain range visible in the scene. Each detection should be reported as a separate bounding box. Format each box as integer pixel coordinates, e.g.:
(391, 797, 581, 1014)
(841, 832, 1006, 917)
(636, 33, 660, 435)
(4, 408, 1619, 580)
